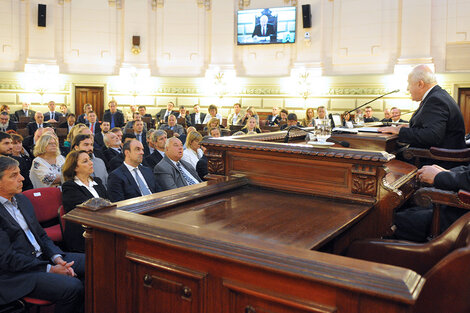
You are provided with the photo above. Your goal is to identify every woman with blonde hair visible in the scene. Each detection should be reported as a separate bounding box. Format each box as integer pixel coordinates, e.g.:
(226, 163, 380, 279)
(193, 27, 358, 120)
(30, 133, 65, 188)
(302, 108, 315, 127)
(181, 131, 204, 169)
(241, 116, 262, 134)
(203, 117, 221, 132)
(64, 123, 87, 148)
(241, 106, 259, 126)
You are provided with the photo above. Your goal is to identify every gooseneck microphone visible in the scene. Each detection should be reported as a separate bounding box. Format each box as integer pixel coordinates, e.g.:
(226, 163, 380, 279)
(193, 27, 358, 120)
(283, 125, 350, 147)
(346, 89, 400, 115)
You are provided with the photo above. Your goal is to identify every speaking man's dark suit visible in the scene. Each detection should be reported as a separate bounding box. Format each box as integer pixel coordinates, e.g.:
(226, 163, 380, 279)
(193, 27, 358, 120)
(144, 150, 164, 170)
(154, 155, 202, 191)
(26, 122, 51, 136)
(107, 163, 161, 202)
(190, 112, 206, 125)
(62, 178, 108, 252)
(252, 23, 275, 37)
(103, 110, 125, 128)
(43, 111, 63, 122)
(0, 194, 84, 311)
(398, 85, 466, 150)
(15, 109, 36, 121)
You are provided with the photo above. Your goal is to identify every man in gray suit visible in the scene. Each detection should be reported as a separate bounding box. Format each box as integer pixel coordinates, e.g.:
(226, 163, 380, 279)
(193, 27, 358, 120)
(154, 137, 202, 190)
(159, 115, 185, 138)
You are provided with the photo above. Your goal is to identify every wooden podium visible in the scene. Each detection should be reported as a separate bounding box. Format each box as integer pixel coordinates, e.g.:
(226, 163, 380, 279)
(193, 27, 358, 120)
(65, 130, 420, 313)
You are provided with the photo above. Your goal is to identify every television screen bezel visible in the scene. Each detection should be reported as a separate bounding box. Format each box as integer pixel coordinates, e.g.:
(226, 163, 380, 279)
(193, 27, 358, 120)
(236, 6, 297, 46)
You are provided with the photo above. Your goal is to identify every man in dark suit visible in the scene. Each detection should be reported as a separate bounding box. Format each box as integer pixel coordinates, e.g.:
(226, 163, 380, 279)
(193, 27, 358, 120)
(102, 131, 122, 164)
(76, 103, 92, 125)
(133, 120, 150, 156)
(107, 139, 161, 202)
(138, 105, 152, 119)
(156, 101, 176, 124)
(266, 106, 281, 126)
(189, 104, 206, 125)
(252, 15, 275, 38)
(0, 132, 33, 191)
(393, 163, 470, 242)
(102, 100, 125, 128)
(107, 133, 136, 173)
(159, 115, 185, 138)
(363, 106, 379, 123)
(26, 112, 51, 136)
(58, 113, 76, 133)
(43, 101, 63, 123)
(0, 156, 84, 312)
(0, 112, 16, 132)
(94, 121, 110, 148)
(14, 102, 35, 121)
(85, 111, 100, 135)
(144, 130, 167, 169)
(390, 107, 408, 123)
(379, 65, 466, 150)
(154, 137, 202, 190)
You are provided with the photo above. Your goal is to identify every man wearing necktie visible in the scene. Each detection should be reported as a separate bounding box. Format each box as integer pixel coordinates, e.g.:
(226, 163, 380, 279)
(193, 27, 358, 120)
(154, 137, 202, 191)
(15, 102, 36, 121)
(0, 156, 85, 313)
(43, 101, 63, 123)
(133, 120, 150, 156)
(26, 112, 51, 136)
(252, 14, 275, 39)
(107, 139, 161, 202)
(103, 100, 125, 128)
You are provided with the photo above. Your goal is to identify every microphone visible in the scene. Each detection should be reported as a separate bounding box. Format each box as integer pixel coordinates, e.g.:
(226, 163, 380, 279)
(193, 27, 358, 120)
(283, 125, 350, 147)
(346, 89, 400, 115)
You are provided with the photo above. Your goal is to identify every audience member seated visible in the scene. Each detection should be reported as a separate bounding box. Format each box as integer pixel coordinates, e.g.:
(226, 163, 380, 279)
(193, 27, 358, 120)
(85, 111, 100, 135)
(0, 156, 85, 313)
(280, 113, 300, 130)
(103, 99, 125, 128)
(11, 133, 32, 170)
(30, 133, 65, 189)
(71, 134, 108, 187)
(1, 104, 17, 122)
(190, 104, 206, 125)
(108, 139, 161, 202)
(0, 132, 33, 191)
(177, 106, 191, 127)
(196, 155, 208, 181)
(132, 120, 149, 156)
(156, 101, 176, 124)
(316, 106, 327, 119)
(14, 102, 35, 121)
(393, 164, 470, 242)
(59, 103, 70, 117)
(390, 107, 407, 123)
(58, 113, 76, 133)
(227, 103, 244, 126)
(77, 103, 92, 124)
(102, 131, 122, 165)
(266, 106, 281, 126)
(342, 111, 353, 128)
(181, 132, 204, 170)
(144, 130, 167, 170)
(301, 108, 314, 127)
(107, 133, 136, 173)
(208, 127, 221, 138)
(379, 65, 466, 151)
(138, 105, 152, 119)
(123, 112, 148, 133)
(44, 101, 63, 123)
(27, 112, 51, 136)
(204, 117, 223, 133)
(279, 109, 288, 124)
(241, 106, 259, 126)
(381, 108, 392, 122)
(154, 137, 202, 191)
(61, 123, 87, 156)
(159, 115, 185, 138)
(61, 150, 108, 252)
(0, 112, 16, 132)
(146, 129, 156, 155)
(241, 116, 262, 134)
(94, 121, 109, 148)
(364, 105, 379, 122)
(202, 104, 223, 124)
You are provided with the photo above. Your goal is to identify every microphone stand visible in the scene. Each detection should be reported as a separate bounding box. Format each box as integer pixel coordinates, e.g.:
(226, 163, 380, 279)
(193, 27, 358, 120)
(283, 125, 350, 147)
(345, 89, 400, 115)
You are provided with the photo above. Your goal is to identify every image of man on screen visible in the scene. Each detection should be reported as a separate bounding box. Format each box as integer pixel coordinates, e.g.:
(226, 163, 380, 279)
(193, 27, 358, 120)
(252, 15, 276, 40)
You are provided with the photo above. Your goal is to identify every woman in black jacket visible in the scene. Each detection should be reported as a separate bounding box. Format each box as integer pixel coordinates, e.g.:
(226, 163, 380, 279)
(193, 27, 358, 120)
(62, 150, 108, 252)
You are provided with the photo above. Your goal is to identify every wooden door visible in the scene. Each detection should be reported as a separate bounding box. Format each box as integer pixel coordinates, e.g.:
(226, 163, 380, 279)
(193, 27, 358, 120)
(75, 86, 104, 121)
(458, 88, 470, 134)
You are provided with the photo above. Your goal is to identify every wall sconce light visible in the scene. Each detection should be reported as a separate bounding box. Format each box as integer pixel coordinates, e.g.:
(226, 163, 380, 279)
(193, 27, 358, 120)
(131, 36, 141, 55)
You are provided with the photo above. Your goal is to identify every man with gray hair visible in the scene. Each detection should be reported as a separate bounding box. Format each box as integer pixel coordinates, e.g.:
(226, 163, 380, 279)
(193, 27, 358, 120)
(144, 130, 167, 169)
(379, 64, 465, 151)
(153, 137, 202, 190)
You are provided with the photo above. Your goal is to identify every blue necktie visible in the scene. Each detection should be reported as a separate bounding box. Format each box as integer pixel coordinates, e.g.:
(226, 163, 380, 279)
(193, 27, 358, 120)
(176, 162, 196, 185)
(134, 168, 151, 195)
(110, 114, 115, 128)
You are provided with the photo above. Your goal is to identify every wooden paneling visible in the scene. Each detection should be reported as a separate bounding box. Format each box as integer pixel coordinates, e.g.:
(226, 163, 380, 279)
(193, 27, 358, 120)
(74, 86, 104, 120)
(458, 88, 470, 134)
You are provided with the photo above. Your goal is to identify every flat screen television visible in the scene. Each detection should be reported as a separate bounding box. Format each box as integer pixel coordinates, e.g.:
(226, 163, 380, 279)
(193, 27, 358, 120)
(237, 6, 296, 45)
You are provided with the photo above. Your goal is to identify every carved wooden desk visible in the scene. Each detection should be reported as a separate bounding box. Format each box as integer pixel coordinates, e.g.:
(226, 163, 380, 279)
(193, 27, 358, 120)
(66, 131, 419, 313)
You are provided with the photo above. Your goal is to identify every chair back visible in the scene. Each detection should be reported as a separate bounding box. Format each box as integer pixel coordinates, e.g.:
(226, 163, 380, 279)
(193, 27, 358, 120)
(16, 128, 29, 139)
(22, 187, 62, 222)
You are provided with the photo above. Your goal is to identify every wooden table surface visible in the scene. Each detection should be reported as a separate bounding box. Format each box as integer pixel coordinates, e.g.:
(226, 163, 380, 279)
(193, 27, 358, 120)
(151, 186, 372, 250)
